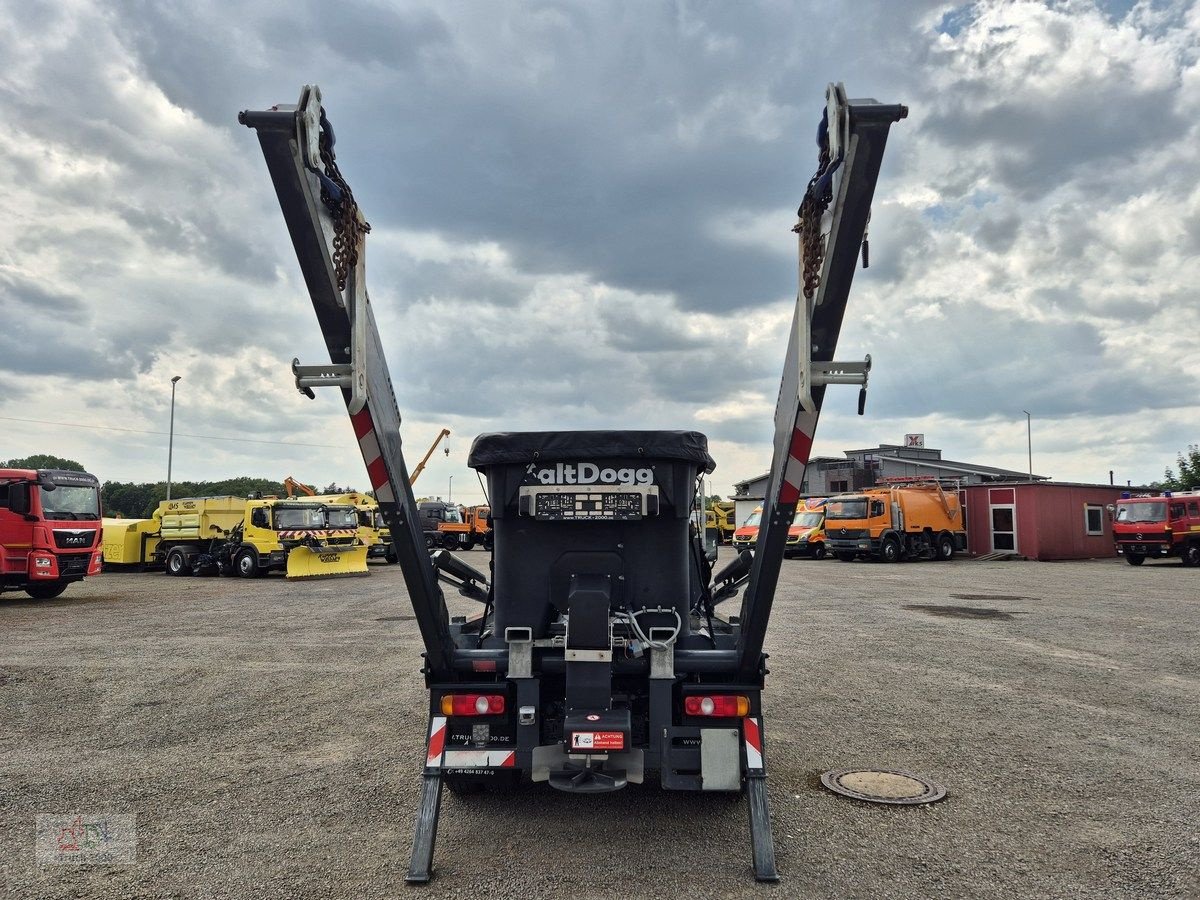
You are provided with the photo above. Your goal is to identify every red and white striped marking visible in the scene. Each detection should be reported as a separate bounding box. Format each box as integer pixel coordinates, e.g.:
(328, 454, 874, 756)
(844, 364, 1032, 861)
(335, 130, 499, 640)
(350, 408, 395, 504)
(426, 716, 447, 768)
(779, 426, 813, 506)
(744, 716, 764, 771)
(442, 749, 517, 768)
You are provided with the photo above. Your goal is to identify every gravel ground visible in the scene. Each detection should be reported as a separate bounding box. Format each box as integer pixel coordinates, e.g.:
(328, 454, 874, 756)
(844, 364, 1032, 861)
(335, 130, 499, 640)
(1, 551, 1197, 899)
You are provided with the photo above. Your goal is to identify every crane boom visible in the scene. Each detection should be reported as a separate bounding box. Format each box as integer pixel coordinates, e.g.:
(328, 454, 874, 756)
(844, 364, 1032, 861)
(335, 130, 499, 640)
(410, 428, 450, 484)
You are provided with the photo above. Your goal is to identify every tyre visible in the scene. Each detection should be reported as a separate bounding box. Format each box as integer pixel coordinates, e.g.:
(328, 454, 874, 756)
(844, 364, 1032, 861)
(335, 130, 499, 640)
(811, 542, 827, 560)
(442, 535, 459, 550)
(25, 582, 68, 600)
(461, 540, 475, 551)
(385, 546, 398, 565)
(1181, 543, 1200, 568)
(424, 534, 435, 550)
(236, 549, 261, 578)
(879, 536, 902, 564)
(935, 532, 955, 561)
(482, 535, 494, 552)
(1125, 553, 1145, 567)
(836, 551, 856, 562)
(165, 547, 191, 577)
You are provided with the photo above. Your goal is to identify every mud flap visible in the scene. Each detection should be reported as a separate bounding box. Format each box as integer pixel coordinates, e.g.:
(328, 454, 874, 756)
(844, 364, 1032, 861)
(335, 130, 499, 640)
(285, 544, 370, 579)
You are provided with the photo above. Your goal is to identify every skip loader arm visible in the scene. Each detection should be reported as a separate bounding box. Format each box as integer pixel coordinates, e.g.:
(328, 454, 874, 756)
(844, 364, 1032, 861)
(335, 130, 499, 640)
(736, 85, 906, 681)
(239, 86, 455, 679)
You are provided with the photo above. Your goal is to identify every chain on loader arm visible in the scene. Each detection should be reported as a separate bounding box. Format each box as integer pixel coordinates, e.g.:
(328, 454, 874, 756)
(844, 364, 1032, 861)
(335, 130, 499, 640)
(735, 84, 907, 681)
(239, 86, 456, 679)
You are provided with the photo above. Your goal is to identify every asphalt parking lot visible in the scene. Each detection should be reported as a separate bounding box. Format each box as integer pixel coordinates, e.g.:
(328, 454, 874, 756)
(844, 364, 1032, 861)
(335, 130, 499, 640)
(2, 551, 1197, 899)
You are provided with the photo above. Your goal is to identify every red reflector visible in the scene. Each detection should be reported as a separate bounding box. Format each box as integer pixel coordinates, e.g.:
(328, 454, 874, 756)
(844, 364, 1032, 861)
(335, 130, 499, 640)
(472, 659, 497, 672)
(440, 693, 506, 716)
(684, 694, 750, 717)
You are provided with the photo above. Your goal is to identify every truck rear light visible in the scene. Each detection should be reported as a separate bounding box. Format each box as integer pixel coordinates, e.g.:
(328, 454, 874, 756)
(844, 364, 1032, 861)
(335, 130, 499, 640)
(440, 694, 505, 716)
(684, 694, 750, 717)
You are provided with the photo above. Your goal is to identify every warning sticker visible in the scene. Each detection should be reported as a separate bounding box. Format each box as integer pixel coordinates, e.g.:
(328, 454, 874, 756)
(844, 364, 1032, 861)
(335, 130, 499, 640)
(570, 731, 624, 751)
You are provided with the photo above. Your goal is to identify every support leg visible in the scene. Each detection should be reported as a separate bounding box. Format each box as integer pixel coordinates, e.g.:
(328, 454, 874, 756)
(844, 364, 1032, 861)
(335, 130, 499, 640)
(746, 772, 780, 882)
(405, 769, 444, 884)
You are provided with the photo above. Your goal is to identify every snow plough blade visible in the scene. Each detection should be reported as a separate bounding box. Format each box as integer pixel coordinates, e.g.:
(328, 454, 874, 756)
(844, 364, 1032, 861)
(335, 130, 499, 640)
(285, 544, 370, 579)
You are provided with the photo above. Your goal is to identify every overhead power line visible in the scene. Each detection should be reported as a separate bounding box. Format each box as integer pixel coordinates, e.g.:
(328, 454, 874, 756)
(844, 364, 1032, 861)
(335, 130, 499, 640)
(0, 415, 343, 449)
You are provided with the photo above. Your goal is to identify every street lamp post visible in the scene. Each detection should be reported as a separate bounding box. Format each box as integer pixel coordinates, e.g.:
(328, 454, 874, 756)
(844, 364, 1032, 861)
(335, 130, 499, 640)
(1022, 410, 1032, 479)
(167, 376, 182, 500)
(448, 475, 453, 504)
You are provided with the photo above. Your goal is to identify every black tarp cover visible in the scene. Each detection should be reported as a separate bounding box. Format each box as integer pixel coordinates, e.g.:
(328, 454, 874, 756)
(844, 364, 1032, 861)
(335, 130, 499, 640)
(468, 430, 716, 473)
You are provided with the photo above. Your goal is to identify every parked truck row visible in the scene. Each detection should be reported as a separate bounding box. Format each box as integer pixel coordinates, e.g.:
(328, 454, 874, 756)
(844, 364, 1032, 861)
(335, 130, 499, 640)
(730, 481, 966, 563)
(103, 494, 370, 579)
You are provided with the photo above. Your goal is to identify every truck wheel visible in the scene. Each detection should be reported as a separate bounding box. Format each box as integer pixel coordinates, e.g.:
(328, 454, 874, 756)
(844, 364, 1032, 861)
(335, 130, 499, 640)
(236, 549, 261, 578)
(935, 532, 955, 561)
(25, 582, 68, 600)
(165, 547, 191, 577)
(880, 536, 902, 563)
(483, 535, 494, 552)
(442, 535, 459, 550)
(836, 551, 856, 562)
(1125, 553, 1145, 567)
(461, 540, 476, 551)
(385, 546, 398, 565)
(424, 534, 435, 550)
(811, 542, 827, 560)
(1181, 543, 1200, 568)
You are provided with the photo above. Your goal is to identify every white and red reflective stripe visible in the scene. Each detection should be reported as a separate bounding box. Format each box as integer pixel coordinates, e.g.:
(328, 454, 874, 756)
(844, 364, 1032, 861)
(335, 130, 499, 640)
(426, 716, 447, 768)
(779, 426, 813, 506)
(350, 408, 396, 503)
(744, 716, 764, 771)
(442, 749, 517, 768)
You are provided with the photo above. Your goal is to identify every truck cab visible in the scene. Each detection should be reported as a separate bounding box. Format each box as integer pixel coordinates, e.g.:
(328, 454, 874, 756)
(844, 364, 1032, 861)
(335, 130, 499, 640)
(0, 469, 103, 599)
(785, 498, 829, 559)
(731, 507, 763, 549)
(1111, 491, 1200, 567)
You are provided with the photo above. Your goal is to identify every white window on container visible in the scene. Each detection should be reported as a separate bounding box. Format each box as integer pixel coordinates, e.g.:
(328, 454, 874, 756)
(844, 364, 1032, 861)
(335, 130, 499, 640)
(1084, 504, 1104, 536)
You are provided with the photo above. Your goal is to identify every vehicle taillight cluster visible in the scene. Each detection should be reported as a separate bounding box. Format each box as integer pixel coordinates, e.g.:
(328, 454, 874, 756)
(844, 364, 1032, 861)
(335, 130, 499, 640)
(684, 694, 750, 718)
(440, 693, 506, 716)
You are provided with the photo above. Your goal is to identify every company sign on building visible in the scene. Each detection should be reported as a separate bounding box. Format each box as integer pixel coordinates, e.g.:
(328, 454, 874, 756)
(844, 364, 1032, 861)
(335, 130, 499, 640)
(904, 434, 925, 448)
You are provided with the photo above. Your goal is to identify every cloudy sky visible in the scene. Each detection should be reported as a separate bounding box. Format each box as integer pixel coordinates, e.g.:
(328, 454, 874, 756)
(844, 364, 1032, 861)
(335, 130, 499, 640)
(2, 0, 1198, 502)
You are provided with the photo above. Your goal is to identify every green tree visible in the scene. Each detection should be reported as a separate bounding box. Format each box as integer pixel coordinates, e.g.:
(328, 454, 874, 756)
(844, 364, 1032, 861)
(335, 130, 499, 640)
(2, 454, 86, 472)
(1163, 444, 1200, 491)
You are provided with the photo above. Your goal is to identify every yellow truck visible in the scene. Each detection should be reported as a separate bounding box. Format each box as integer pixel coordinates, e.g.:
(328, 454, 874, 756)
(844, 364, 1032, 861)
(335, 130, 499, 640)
(309, 490, 397, 564)
(705, 501, 738, 544)
(824, 481, 965, 563)
(102, 495, 368, 578)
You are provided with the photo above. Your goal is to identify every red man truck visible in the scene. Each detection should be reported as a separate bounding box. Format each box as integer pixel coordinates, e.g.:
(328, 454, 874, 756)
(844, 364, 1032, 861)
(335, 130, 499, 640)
(0, 468, 103, 599)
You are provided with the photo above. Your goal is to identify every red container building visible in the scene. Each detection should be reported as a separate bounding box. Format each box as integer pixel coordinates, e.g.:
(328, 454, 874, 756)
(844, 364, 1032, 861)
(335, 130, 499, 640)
(961, 482, 1134, 561)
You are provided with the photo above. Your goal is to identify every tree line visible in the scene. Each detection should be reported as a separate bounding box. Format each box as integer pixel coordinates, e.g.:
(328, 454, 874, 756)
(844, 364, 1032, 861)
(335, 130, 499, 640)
(1, 455, 356, 519)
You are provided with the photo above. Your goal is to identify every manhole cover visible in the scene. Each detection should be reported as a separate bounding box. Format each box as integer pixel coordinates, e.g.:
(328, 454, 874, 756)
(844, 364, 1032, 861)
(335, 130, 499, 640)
(820, 769, 946, 805)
